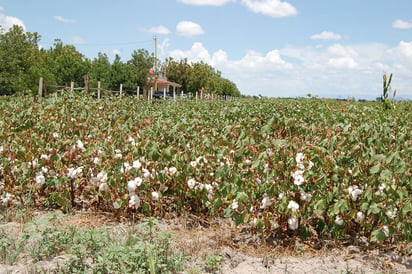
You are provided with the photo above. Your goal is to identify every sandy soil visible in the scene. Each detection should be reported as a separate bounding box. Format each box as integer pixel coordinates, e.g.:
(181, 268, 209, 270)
(0, 210, 411, 273)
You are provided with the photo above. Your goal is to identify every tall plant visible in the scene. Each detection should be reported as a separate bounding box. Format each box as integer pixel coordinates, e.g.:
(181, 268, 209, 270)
(382, 73, 396, 110)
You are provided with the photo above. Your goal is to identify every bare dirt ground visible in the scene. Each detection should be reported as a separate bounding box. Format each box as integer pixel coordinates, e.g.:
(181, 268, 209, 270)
(1, 210, 411, 273)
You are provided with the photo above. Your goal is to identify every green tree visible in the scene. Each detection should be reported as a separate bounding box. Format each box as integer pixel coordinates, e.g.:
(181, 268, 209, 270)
(164, 58, 191, 94)
(0, 25, 42, 94)
(90, 52, 111, 88)
(47, 39, 90, 87)
(109, 54, 131, 91)
(127, 49, 155, 91)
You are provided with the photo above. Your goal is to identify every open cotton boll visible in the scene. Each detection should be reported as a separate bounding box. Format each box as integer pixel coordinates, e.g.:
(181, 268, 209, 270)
(288, 217, 299, 230)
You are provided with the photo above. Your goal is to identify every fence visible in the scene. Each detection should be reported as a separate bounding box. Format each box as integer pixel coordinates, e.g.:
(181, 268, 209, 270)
(37, 77, 234, 101)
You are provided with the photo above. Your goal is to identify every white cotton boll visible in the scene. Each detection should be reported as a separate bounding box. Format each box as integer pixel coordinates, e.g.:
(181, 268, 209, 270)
(204, 184, 213, 194)
(245, 159, 252, 166)
(68, 167, 83, 179)
(190, 161, 197, 168)
(97, 171, 108, 183)
(151, 191, 159, 201)
(187, 178, 196, 189)
(355, 211, 365, 223)
(348, 185, 363, 201)
(278, 193, 284, 200)
(40, 154, 50, 161)
(287, 200, 299, 211)
(99, 182, 108, 192)
(261, 194, 271, 209)
(113, 201, 121, 209)
(129, 193, 140, 209)
(0, 145, 3, 153)
(168, 166, 177, 175)
(335, 216, 344, 226)
(266, 148, 274, 157)
(386, 208, 397, 219)
(142, 169, 151, 179)
(288, 217, 299, 230)
(263, 163, 270, 174)
(127, 177, 142, 193)
(52, 132, 59, 139)
(382, 226, 390, 237)
(128, 136, 136, 146)
(35, 174, 45, 185)
(133, 160, 142, 170)
(41, 166, 48, 174)
(93, 157, 101, 165)
(292, 170, 305, 186)
(308, 160, 314, 170)
(76, 140, 85, 150)
(295, 152, 305, 165)
(114, 149, 122, 159)
(232, 200, 239, 210)
(300, 191, 312, 202)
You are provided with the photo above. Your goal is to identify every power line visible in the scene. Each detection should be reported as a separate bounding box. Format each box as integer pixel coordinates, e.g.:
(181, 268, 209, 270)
(40, 39, 153, 47)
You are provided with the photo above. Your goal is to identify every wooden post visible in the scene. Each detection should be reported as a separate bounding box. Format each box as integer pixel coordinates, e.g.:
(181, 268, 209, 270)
(137, 86, 140, 99)
(120, 84, 123, 96)
(98, 81, 101, 99)
(173, 86, 176, 100)
(84, 74, 89, 93)
(38, 77, 43, 97)
(150, 87, 153, 101)
(70, 81, 74, 92)
(163, 88, 166, 100)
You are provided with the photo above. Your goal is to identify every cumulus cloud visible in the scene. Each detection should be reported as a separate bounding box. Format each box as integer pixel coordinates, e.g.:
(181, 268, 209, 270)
(166, 40, 412, 99)
(177, 0, 235, 6)
(139, 25, 170, 35)
(176, 21, 204, 36)
(241, 0, 297, 18)
(55, 15, 76, 23)
(112, 49, 121, 56)
(397, 41, 412, 59)
(392, 19, 412, 29)
(72, 36, 84, 44)
(0, 13, 26, 32)
(311, 31, 342, 40)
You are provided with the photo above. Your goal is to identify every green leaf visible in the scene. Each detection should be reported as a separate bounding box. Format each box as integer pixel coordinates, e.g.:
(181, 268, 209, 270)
(370, 163, 381, 174)
(370, 229, 387, 243)
(314, 199, 327, 211)
(368, 202, 381, 214)
(233, 214, 244, 226)
(162, 148, 172, 161)
(236, 192, 248, 203)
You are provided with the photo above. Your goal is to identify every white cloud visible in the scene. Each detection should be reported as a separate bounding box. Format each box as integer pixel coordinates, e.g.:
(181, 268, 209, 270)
(392, 19, 412, 29)
(311, 31, 342, 40)
(397, 41, 412, 59)
(55, 15, 76, 23)
(177, 0, 235, 6)
(166, 41, 412, 99)
(0, 13, 26, 32)
(176, 21, 204, 36)
(139, 25, 170, 35)
(241, 0, 297, 18)
(112, 49, 121, 56)
(72, 36, 84, 44)
(0, 6, 4, 11)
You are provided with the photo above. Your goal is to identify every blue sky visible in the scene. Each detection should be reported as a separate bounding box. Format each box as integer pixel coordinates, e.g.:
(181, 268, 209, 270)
(1, 0, 412, 99)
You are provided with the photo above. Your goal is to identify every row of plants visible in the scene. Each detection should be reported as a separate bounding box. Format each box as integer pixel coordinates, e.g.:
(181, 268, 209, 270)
(1, 212, 186, 273)
(0, 92, 411, 244)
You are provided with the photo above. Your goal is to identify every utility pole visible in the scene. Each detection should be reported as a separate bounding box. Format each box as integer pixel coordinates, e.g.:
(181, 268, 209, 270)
(154, 35, 158, 92)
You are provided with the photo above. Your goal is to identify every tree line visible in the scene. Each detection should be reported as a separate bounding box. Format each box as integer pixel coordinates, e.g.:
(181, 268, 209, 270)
(0, 25, 240, 97)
